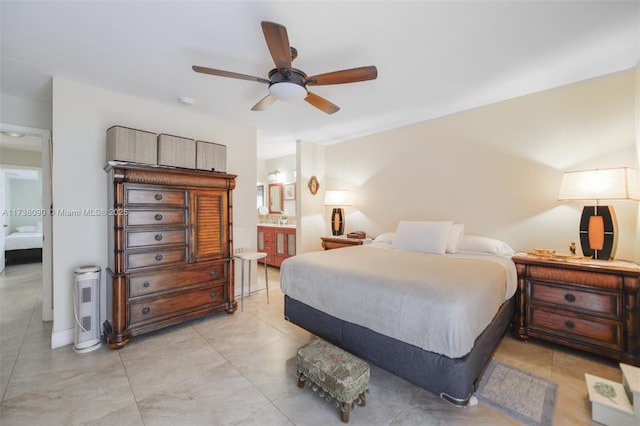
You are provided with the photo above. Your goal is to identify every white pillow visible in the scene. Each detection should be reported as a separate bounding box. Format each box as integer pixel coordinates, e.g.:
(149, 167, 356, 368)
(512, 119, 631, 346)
(16, 225, 37, 233)
(457, 235, 515, 256)
(446, 224, 465, 253)
(392, 221, 453, 255)
(373, 232, 395, 244)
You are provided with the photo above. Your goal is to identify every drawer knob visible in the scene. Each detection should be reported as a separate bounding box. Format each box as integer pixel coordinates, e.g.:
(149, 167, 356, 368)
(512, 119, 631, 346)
(155, 234, 163, 241)
(564, 293, 576, 303)
(142, 307, 150, 315)
(143, 281, 150, 288)
(564, 320, 575, 329)
(154, 214, 163, 221)
(210, 291, 218, 298)
(210, 270, 217, 276)
(155, 254, 163, 261)
(155, 193, 163, 201)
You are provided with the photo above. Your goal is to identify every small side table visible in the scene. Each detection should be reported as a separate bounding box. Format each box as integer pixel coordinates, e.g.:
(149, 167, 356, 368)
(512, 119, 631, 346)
(321, 236, 364, 250)
(234, 251, 268, 311)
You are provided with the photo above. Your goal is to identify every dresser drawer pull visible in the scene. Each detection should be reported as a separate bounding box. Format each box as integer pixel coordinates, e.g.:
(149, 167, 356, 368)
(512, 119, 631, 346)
(210, 270, 217, 276)
(564, 320, 575, 329)
(155, 234, 163, 241)
(210, 291, 218, 298)
(154, 214, 163, 221)
(142, 307, 150, 315)
(143, 281, 150, 288)
(564, 293, 576, 303)
(155, 254, 163, 261)
(154, 193, 163, 201)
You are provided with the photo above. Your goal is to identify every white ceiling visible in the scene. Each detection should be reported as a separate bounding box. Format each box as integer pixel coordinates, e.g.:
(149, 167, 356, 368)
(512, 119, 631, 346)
(1, 1, 638, 160)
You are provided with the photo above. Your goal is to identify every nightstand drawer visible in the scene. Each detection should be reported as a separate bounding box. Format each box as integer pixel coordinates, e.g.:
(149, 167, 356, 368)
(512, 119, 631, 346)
(528, 280, 620, 320)
(528, 305, 623, 350)
(528, 265, 622, 289)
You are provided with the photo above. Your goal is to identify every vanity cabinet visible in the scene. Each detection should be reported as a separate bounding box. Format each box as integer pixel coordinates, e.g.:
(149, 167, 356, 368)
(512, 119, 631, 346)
(257, 225, 296, 267)
(512, 256, 640, 366)
(104, 162, 237, 349)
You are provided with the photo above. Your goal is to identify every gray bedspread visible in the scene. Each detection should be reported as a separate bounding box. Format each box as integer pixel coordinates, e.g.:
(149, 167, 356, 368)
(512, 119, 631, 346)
(280, 243, 517, 358)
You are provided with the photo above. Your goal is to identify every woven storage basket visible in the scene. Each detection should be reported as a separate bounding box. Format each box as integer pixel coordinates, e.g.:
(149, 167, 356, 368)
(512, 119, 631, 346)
(158, 134, 196, 169)
(106, 126, 157, 165)
(196, 140, 227, 172)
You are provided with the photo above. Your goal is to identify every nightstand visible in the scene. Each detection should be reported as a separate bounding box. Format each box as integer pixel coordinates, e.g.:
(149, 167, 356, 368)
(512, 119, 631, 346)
(511, 255, 640, 366)
(321, 236, 365, 250)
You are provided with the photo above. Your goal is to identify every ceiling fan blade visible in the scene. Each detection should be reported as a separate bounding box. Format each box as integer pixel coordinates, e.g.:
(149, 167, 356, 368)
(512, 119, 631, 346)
(261, 21, 292, 76)
(306, 66, 378, 86)
(251, 94, 277, 111)
(304, 92, 340, 115)
(192, 65, 269, 84)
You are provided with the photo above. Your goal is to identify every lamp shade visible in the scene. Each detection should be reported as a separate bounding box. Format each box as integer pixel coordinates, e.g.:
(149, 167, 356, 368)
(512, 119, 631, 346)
(324, 190, 352, 206)
(558, 167, 639, 201)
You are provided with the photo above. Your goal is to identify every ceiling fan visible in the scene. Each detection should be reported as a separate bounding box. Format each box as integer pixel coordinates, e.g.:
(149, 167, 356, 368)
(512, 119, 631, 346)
(192, 21, 378, 114)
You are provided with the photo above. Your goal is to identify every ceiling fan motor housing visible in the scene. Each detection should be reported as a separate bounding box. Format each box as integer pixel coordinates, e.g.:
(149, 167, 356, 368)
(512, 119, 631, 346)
(268, 68, 308, 101)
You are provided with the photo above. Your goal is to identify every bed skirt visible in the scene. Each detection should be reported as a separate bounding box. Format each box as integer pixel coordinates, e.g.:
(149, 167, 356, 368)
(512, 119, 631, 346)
(284, 295, 515, 406)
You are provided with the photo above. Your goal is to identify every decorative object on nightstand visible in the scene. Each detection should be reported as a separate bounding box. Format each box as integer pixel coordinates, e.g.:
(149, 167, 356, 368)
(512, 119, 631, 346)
(558, 167, 639, 260)
(324, 190, 352, 236)
(321, 236, 365, 250)
(511, 255, 640, 367)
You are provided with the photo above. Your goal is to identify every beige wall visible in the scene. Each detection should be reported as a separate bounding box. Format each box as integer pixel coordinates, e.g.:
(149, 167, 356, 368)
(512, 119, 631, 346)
(321, 69, 639, 262)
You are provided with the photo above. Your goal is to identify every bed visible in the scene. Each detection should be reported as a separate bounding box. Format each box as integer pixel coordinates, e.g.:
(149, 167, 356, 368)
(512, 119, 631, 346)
(4, 224, 43, 265)
(280, 223, 517, 406)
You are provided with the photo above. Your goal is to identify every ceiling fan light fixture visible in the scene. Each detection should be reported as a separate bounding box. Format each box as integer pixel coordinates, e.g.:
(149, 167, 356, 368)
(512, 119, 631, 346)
(269, 82, 307, 101)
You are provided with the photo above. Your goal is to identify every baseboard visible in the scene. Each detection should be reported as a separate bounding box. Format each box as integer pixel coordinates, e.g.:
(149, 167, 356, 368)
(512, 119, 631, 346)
(51, 328, 74, 349)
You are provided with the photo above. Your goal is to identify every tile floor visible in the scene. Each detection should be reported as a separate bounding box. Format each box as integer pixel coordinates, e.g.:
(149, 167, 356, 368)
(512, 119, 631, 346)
(0, 262, 622, 425)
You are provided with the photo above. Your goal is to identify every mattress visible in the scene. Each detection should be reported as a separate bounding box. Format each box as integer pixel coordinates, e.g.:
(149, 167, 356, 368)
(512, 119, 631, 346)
(4, 232, 43, 251)
(280, 243, 517, 358)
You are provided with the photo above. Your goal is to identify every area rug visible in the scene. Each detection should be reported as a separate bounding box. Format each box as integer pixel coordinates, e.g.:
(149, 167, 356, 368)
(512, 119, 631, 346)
(476, 360, 558, 426)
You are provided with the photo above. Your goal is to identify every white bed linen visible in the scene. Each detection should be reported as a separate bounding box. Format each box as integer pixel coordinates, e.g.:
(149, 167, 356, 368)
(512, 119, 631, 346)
(280, 243, 517, 358)
(4, 232, 43, 250)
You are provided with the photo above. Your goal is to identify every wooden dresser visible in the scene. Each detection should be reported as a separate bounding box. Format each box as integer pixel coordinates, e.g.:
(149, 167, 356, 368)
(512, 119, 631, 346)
(104, 163, 237, 349)
(512, 255, 640, 366)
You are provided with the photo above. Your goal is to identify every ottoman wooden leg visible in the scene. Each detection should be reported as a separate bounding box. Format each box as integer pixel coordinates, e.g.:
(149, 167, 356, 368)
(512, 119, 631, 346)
(341, 402, 350, 423)
(297, 373, 305, 389)
(357, 392, 366, 407)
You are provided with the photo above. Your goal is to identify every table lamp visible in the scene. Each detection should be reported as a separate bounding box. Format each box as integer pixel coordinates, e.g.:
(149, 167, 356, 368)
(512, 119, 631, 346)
(558, 167, 638, 260)
(324, 190, 352, 236)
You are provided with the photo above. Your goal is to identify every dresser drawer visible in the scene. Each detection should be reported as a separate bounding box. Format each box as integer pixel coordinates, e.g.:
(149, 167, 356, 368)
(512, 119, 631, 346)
(125, 210, 187, 227)
(129, 284, 225, 325)
(129, 262, 227, 297)
(125, 187, 187, 207)
(125, 248, 187, 271)
(527, 305, 623, 351)
(528, 280, 620, 320)
(126, 229, 188, 249)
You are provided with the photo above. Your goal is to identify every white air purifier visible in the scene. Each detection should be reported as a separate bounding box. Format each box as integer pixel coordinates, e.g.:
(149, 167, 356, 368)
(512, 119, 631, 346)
(73, 265, 102, 353)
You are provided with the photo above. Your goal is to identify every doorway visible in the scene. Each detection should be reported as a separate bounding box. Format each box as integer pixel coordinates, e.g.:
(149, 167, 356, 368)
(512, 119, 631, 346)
(0, 123, 52, 321)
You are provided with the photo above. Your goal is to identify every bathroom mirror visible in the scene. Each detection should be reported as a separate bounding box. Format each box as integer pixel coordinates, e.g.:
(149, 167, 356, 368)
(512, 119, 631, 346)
(269, 183, 283, 213)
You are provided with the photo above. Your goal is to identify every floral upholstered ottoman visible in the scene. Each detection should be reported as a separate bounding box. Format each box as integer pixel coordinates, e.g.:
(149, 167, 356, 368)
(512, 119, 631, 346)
(296, 339, 370, 423)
